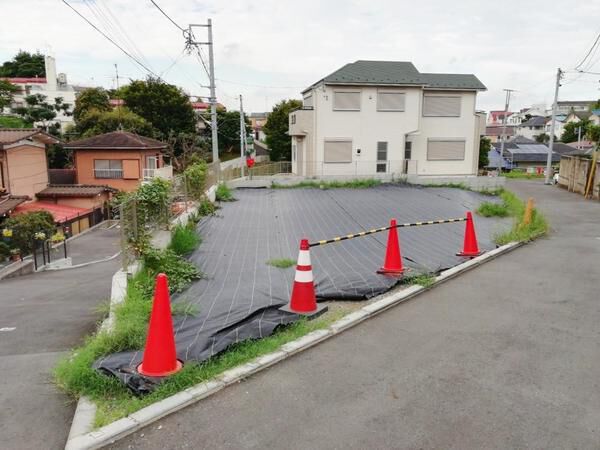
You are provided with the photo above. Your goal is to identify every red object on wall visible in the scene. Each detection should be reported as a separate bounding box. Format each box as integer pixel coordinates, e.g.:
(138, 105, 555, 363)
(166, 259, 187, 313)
(246, 158, 255, 168)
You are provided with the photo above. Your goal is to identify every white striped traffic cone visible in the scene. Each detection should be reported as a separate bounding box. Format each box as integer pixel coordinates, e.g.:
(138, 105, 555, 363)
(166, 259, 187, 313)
(279, 238, 328, 318)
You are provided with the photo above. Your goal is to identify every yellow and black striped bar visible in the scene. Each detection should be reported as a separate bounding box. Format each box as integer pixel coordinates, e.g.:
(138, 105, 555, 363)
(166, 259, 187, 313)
(309, 217, 467, 247)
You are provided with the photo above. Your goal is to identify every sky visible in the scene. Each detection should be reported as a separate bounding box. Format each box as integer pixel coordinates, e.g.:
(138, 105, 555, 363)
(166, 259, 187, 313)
(1, 0, 600, 114)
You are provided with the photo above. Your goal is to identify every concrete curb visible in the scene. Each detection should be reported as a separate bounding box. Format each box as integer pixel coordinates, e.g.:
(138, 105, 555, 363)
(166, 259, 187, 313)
(43, 252, 122, 271)
(63, 240, 522, 450)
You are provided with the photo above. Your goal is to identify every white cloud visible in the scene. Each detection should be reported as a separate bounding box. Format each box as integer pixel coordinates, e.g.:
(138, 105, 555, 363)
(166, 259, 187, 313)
(1, 0, 599, 113)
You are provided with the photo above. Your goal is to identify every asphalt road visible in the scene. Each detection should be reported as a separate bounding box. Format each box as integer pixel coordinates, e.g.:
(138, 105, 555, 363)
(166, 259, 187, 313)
(0, 259, 120, 450)
(111, 180, 600, 450)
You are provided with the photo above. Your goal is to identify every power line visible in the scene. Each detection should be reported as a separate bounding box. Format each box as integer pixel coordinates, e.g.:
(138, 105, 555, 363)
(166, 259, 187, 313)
(62, 0, 159, 78)
(216, 78, 304, 89)
(149, 0, 185, 32)
(574, 31, 600, 70)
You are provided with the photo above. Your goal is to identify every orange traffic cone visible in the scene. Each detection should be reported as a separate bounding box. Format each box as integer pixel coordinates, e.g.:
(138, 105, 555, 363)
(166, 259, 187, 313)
(138, 273, 183, 377)
(377, 219, 404, 275)
(457, 211, 482, 257)
(280, 239, 328, 318)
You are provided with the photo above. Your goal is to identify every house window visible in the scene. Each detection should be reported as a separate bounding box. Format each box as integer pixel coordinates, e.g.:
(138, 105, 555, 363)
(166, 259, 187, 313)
(333, 91, 361, 111)
(426, 139, 466, 160)
(376, 141, 388, 173)
(303, 94, 313, 108)
(292, 144, 296, 161)
(324, 139, 352, 163)
(94, 160, 123, 179)
(423, 95, 461, 117)
(377, 92, 405, 111)
(404, 141, 412, 160)
(291, 114, 296, 125)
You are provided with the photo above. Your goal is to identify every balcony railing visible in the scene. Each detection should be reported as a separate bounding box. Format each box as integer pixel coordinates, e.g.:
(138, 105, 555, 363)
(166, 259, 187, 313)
(143, 165, 173, 180)
(94, 169, 123, 179)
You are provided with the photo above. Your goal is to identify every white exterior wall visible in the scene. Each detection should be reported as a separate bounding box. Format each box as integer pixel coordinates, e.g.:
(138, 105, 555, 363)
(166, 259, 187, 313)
(8, 56, 77, 131)
(312, 85, 420, 176)
(411, 91, 478, 175)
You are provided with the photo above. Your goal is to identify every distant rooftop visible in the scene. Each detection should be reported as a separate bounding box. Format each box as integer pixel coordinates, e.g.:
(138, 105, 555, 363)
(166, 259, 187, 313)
(303, 60, 486, 93)
(63, 131, 167, 150)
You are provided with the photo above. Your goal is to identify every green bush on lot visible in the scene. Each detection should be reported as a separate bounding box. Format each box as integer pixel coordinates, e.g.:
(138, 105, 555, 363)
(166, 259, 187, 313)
(215, 183, 235, 201)
(2, 211, 56, 254)
(168, 224, 201, 256)
(183, 161, 208, 200)
(137, 248, 201, 296)
(198, 199, 216, 216)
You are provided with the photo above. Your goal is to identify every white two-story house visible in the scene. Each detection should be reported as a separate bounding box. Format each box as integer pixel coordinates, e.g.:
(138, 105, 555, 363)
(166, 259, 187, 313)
(289, 60, 486, 177)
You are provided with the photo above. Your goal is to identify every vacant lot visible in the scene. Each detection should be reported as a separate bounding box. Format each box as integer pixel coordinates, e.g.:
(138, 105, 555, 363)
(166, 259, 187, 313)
(97, 185, 509, 388)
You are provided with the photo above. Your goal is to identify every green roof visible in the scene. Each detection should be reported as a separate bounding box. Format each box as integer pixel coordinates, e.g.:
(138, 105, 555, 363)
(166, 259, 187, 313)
(305, 60, 486, 92)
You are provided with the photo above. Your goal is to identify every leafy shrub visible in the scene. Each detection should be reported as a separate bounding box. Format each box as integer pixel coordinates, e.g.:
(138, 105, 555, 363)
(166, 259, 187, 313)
(215, 183, 234, 201)
(198, 199, 216, 216)
(3, 211, 56, 254)
(136, 177, 172, 223)
(138, 248, 201, 296)
(183, 161, 208, 200)
(168, 224, 200, 256)
(0, 241, 10, 259)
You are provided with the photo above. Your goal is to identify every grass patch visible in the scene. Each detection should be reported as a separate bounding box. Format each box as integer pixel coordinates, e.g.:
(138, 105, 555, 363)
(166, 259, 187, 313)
(493, 190, 548, 244)
(477, 201, 510, 218)
(266, 258, 296, 269)
(215, 183, 235, 202)
(56, 295, 344, 428)
(272, 178, 381, 189)
(423, 182, 470, 190)
(399, 273, 436, 287)
(168, 224, 201, 256)
(503, 171, 544, 179)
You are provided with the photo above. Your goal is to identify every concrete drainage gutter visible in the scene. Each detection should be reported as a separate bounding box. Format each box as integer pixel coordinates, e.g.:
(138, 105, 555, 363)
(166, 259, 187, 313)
(64, 241, 523, 450)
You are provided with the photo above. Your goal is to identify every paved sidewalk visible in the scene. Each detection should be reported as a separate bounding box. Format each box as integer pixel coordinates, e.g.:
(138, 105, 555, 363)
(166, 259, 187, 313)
(49, 224, 121, 266)
(111, 180, 600, 449)
(0, 259, 119, 450)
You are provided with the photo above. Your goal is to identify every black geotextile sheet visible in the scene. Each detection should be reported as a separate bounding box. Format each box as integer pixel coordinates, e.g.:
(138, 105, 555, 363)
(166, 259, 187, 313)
(95, 185, 507, 393)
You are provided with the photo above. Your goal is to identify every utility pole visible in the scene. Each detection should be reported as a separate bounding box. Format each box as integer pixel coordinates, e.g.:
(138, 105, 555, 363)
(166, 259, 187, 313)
(545, 68, 563, 184)
(499, 89, 515, 175)
(239, 94, 245, 178)
(186, 20, 219, 168)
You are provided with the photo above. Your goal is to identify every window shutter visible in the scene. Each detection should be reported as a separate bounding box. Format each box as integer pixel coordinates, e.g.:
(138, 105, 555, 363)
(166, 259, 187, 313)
(377, 92, 405, 111)
(427, 140, 466, 160)
(123, 159, 140, 179)
(333, 91, 361, 110)
(303, 95, 313, 108)
(324, 140, 352, 162)
(423, 95, 461, 117)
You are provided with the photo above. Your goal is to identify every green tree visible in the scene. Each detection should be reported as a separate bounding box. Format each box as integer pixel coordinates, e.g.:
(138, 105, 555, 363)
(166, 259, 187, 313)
(210, 110, 250, 156)
(560, 119, 591, 143)
(3, 211, 56, 254)
(76, 107, 153, 137)
(479, 136, 491, 168)
(263, 99, 302, 161)
(73, 87, 111, 122)
(0, 51, 45, 78)
(534, 133, 552, 144)
(121, 77, 196, 137)
(589, 99, 600, 110)
(587, 124, 600, 143)
(0, 79, 18, 109)
(12, 93, 57, 126)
